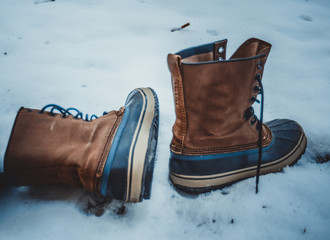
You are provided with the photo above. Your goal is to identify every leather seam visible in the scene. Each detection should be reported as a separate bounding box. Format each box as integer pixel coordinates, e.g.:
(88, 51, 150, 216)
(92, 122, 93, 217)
(178, 62, 187, 150)
(170, 130, 272, 155)
(94, 112, 123, 194)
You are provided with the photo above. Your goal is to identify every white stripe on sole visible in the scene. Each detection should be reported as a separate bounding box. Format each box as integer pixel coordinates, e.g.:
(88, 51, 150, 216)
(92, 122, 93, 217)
(126, 88, 156, 203)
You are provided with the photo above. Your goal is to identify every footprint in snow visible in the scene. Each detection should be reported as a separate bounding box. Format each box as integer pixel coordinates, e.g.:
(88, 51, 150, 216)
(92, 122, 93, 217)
(206, 29, 219, 36)
(77, 191, 112, 217)
(299, 15, 313, 22)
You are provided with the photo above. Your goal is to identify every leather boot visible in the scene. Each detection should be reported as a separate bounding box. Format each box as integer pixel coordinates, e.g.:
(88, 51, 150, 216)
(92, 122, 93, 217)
(4, 88, 159, 203)
(167, 38, 307, 193)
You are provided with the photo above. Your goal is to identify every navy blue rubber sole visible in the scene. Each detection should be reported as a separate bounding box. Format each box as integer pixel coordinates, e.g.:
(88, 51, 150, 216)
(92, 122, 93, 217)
(169, 119, 307, 194)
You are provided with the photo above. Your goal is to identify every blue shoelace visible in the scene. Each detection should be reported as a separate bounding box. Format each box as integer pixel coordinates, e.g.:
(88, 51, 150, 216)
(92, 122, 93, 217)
(39, 104, 108, 122)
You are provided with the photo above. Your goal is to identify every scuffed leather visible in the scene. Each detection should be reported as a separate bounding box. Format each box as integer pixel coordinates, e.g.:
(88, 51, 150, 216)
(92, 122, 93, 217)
(4, 107, 122, 194)
(168, 38, 273, 155)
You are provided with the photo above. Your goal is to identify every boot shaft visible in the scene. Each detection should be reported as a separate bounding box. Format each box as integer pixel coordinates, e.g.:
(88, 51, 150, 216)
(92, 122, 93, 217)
(168, 39, 307, 194)
(4, 107, 123, 193)
(4, 88, 159, 203)
(168, 38, 272, 155)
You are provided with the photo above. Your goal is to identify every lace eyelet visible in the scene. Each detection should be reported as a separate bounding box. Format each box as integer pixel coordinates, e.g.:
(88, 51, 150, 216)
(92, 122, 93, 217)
(243, 106, 254, 121)
(255, 73, 261, 81)
(218, 57, 223, 61)
(253, 85, 260, 93)
(257, 61, 263, 70)
(218, 47, 224, 53)
(40, 104, 99, 122)
(250, 116, 257, 126)
(250, 96, 256, 103)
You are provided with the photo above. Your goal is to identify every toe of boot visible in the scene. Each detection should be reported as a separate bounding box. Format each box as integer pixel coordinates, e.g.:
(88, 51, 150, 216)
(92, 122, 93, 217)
(263, 119, 307, 169)
(100, 88, 159, 203)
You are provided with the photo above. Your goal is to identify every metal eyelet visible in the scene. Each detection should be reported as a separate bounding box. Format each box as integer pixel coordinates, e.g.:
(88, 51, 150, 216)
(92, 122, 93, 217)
(257, 61, 263, 70)
(218, 57, 223, 61)
(255, 73, 261, 81)
(243, 107, 254, 121)
(218, 47, 224, 53)
(250, 96, 256, 103)
(250, 116, 257, 126)
(253, 85, 260, 93)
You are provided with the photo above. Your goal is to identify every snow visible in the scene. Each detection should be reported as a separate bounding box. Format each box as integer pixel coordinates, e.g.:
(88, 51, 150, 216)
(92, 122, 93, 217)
(0, 0, 330, 239)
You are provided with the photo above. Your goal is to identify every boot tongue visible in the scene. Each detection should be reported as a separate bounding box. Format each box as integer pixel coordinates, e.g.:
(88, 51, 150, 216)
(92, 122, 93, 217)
(230, 38, 272, 60)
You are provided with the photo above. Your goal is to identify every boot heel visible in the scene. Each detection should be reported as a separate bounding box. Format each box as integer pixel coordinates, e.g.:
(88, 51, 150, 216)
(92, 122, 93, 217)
(100, 88, 159, 203)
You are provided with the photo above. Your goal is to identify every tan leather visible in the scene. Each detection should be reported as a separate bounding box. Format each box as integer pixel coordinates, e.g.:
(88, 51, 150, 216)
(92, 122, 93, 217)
(168, 38, 273, 155)
(4, 107, 123, 194)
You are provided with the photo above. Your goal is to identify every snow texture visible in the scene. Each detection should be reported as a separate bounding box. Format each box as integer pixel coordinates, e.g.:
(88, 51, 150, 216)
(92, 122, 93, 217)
(0, 0, 330, 239)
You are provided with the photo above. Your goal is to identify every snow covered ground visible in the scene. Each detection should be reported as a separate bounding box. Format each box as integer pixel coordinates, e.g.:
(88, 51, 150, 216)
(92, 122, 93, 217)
(0, 0, 330, 239)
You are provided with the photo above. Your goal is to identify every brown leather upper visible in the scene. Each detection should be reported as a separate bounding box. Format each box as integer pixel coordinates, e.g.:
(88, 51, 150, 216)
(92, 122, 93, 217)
(4, 107, 123, 194)
(168, 38, 273, 155)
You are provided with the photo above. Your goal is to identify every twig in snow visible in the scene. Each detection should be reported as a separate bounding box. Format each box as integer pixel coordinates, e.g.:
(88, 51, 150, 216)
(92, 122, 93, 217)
(171, 22, 190, 32)
(34, 0, 55, 5)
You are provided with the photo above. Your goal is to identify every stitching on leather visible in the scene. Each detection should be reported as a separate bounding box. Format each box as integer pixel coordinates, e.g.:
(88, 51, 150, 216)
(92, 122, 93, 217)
(178, 61, 187, 150)
(171, 55, 187, 152)
(170, 126, 273, 156)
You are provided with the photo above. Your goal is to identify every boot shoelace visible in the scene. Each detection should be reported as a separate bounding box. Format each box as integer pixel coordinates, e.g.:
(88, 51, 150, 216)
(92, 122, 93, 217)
(243, 62, 264, 193)
(39, 104, 108, 122)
